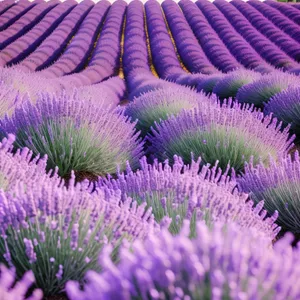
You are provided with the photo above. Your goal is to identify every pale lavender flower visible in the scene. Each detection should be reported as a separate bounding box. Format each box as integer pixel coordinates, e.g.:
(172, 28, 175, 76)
(66, 221, 300, 300)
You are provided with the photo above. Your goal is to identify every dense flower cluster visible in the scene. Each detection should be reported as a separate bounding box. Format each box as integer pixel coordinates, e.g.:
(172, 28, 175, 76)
(148, 101, 294, 173)
(0, 92, 144, 178)
(0, 0, 300, 298)
(238, 152, 300, 235)
(99, 155, 280, 239)
(66, 221, 300, 300)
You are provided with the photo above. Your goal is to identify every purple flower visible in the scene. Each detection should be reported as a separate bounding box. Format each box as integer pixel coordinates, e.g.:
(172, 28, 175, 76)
(66, 221, 300, 300)
(147, 101, 294, 173)
(99, 155, 279, 239)
(125, 86, 208, 136)
(0, 264, 42, 299)
(1, 91, 144, 178)
(238, 151, 300, 234)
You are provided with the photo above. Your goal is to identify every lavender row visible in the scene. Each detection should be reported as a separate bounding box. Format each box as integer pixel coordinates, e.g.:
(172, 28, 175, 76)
(39, 0, 110, 78)
(162, 0, 217, 75)
(123, 0, 154, 94)
(18, 0, 93, 72)
(123, 0, 150, 77)
(0, 0, 35, 31)
(145, 0, 183, 78)
(0, 1, 57, 49)
(0, 0, 15, 16)
(214, 0, 298, 70)
(249, 0, 300, 44)
(41, 0, 126, 88)
(231, 0, 300, 64)
(195, 0, 272, 72)
(179, 0, 242, 73)
(57, 0, 126, 87)
(266, 0, 300, 25)
(0, 1, 76, 67)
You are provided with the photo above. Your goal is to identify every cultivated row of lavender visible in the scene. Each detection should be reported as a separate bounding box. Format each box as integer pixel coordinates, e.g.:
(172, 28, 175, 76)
(0, 0, 35, 31)
(0, 0, 57, 49)
(38, 0, 110, 78)
(179, 0, 242, 73)
(162, 0, 217, 75)
(0, 0, 76, 67)
(144, 0, 183, 78)
(213, 0, 298, 70)
(17, 0, 93, 72)
(231, 0, 300, 65)
(195, 0, 273, 73)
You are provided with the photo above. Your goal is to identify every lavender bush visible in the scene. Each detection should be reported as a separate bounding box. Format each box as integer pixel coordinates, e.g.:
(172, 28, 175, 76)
(0, 171, 160, 296)
(66, 221, 300, 300)
(238, 152, 300, 235)
(148, 101, 294, 173)
(236, 72, 299, 108)
(265, 86, 300, 137)
(125, 86, 207, 137)
(99, 155, 280, 239)
(1, 92, 144, 178)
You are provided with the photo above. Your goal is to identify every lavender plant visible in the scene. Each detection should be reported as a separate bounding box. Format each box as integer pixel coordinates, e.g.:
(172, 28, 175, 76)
(0, 172, 160, 296)
(148, 102, 294, 174)
(99, 155, 280, 239)
(0, 265, 42, 300)
(213, 70, 261, 99)
(236, 72, 299, 108)
(238, 152, 300, 235)
(125, 86, 207, 137)
(66, 221, 300, 300)
(265, 86, 300, 137)
(1, 92, 144, 178)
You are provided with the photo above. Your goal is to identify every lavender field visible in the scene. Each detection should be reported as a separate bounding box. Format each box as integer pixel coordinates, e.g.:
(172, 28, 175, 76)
(1, 0, 300, 299)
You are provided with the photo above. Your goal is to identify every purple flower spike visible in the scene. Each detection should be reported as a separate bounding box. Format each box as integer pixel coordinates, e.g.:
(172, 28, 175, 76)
(66, 221, 300, 300)
(99, 155, 279, 239)
(1, 91, 144, 178)
(147, 101, 294, 173)
(238, 152, 300, 235)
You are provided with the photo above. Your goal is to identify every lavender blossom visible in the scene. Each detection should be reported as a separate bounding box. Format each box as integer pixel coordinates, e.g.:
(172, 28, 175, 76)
(238, 151, 300, 235)
(0, 265, 42, 300)
(148, 101, 294, 173)
(66, 221, 300, 300)
(99, 155, 280, 239)
(0, 134, 52, 191)
(125, 86, 208, 136)
(1, 91, 144, 178)
(236, 72, 299, 108)
(264, 86, 300, 136)
(0, 172, 160, 296)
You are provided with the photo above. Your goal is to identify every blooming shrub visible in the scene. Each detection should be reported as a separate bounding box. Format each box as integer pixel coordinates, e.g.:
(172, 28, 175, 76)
(125, 86, 206, 136)
(238, 152, 300, 235)
(265, 86, 300, 136)
(1, 92, 144, 178)
(0, 173, 160, 296)
(99, 155, 280, 239)
(66, 221, 300, 300)
(148, 102, 294, 173)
